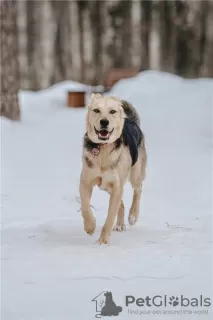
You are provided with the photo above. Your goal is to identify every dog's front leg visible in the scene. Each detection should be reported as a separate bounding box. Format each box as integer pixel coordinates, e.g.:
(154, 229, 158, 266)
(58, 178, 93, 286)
(98, 182, 123, 244)
(79, 172, 96, 235)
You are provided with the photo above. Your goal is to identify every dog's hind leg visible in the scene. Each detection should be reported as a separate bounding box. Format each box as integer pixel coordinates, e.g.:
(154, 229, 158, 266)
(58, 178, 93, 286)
(128, 187, 142, 225)
(113, 200, 126, 231)
(79, 172, 96, 235)
(128, 151, 146, 226)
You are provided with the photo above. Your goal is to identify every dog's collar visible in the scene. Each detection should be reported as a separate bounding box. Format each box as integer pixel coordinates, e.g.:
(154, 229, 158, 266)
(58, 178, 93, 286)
(91, 144, 106, 155)
(84, 134, 107, 155)
(84, 134, 122, 155)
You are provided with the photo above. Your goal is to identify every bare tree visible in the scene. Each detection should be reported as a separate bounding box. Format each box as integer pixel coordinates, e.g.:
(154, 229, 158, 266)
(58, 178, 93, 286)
(51, 0, 71, 84)
(174, 0, 201, 77)
(89, 0, 103, 85)
(140, 0, 152, 70)
(157, 0, 176, 73)
(0, 0, 20, 120)
(77, 0, 87, 82)
(107, 0, 132, 69)
(201, 0, 213, 77)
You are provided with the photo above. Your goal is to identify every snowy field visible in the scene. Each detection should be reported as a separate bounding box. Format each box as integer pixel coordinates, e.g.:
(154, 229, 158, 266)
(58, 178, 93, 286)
(1, 71, 212, 319)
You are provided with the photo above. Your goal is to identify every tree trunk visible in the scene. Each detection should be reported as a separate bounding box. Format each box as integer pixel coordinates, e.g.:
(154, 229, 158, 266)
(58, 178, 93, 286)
(0, 0, 20, 120)
(175, 0, 205, 77)
(26, 0, 44, 90)
(107, 0, 132, 68)
(122, 0, 132, 68)
(140, 0, 152, 70)
(77, 1, 86, 82)
(200, 0, 213, 77)
(89, 0, 103, 85)
(51, 0, 70, 84)
(158, 0, 176, 73)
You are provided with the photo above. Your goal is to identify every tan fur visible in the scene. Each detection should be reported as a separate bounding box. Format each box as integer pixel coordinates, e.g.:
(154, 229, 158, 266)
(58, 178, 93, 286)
(79, 94, 147, 244)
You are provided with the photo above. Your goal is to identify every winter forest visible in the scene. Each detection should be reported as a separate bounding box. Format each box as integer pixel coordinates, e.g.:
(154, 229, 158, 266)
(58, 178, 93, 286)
(2, 1, 213, 88)
(1, 0, 213, 118)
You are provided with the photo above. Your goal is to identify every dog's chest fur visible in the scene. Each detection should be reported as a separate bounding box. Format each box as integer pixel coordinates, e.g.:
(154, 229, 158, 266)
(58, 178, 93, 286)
(83, 139, 131, 192)
(84, 143, 123, 173)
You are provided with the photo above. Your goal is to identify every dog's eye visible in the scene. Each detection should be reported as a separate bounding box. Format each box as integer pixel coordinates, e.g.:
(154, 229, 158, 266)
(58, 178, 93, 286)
(110, 110, 116, 114)
(93, 109, 100, 113)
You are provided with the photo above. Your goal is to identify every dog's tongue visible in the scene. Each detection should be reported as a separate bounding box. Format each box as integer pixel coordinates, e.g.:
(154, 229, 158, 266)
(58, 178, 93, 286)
(100, 129, 108, 137)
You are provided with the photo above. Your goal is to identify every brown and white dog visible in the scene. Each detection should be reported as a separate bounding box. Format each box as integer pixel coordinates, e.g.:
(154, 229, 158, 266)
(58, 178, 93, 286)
(79, 94, 147, 244)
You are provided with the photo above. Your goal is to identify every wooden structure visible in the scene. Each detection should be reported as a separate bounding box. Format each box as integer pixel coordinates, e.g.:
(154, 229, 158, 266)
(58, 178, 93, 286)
(67, 91, 85, 108)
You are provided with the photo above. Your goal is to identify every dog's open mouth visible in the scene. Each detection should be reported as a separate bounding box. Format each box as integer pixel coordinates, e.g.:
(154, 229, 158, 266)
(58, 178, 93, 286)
(94, 127, 114, 140)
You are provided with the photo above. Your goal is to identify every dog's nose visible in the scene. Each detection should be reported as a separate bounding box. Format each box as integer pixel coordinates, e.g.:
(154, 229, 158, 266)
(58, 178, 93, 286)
(100, 119, 109, 128)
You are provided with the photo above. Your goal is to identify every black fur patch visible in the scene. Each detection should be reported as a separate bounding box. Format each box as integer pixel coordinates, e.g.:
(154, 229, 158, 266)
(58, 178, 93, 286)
(122, 118, 143, 166)
(112, 137, 122, 151)
(84, 134, 99, 151)
(121, 100, 140, 125)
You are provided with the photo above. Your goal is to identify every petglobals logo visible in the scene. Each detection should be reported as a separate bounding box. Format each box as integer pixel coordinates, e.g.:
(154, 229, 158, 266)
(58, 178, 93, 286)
(92, 292, 211, 318)
(92, 291, 122, 318)
(125, 294, 211, 308)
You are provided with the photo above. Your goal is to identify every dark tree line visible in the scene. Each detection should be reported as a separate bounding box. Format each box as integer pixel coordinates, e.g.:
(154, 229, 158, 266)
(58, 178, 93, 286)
(1, 0, 213, 119)
(17, 0, 213, 90)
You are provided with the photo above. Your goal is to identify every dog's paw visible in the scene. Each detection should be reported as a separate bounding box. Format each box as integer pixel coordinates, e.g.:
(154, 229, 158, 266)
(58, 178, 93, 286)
(113, 224, 126, 232)
(98, 228, 110, 245)
(84, 218, 96, 235)
(128, 212, 138, 226)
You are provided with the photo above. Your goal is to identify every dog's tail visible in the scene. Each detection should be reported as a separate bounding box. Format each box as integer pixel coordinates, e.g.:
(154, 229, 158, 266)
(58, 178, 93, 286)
(121, 100, 140, 126)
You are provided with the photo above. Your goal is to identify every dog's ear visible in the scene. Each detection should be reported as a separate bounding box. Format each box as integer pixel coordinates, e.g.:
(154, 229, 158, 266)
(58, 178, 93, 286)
(120, 105, 126, 118)
(89, 93, 102, 103)
(86, 93, 100, 109)
(87, 93, 102, 109)
(110, 96, 119, 101)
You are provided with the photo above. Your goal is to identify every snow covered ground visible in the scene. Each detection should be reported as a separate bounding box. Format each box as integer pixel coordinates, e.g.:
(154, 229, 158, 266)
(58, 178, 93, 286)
(1, 71, 212, 319)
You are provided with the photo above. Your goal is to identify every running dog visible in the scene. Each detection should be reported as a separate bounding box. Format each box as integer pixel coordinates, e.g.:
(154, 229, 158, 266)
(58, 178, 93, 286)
(79, 94, 147, 244)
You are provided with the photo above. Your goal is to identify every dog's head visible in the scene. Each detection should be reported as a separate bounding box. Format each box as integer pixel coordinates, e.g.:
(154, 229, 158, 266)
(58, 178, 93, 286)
(104, 291, 113, 300)
(86, 94, 125, 144)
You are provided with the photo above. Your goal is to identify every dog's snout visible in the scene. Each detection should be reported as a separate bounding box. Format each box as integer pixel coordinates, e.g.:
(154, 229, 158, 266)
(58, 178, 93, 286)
(100, 119, 109, 128)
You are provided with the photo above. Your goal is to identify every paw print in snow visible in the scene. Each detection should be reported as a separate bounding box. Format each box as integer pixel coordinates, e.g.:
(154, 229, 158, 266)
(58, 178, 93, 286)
(169, 296, 179, 307)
